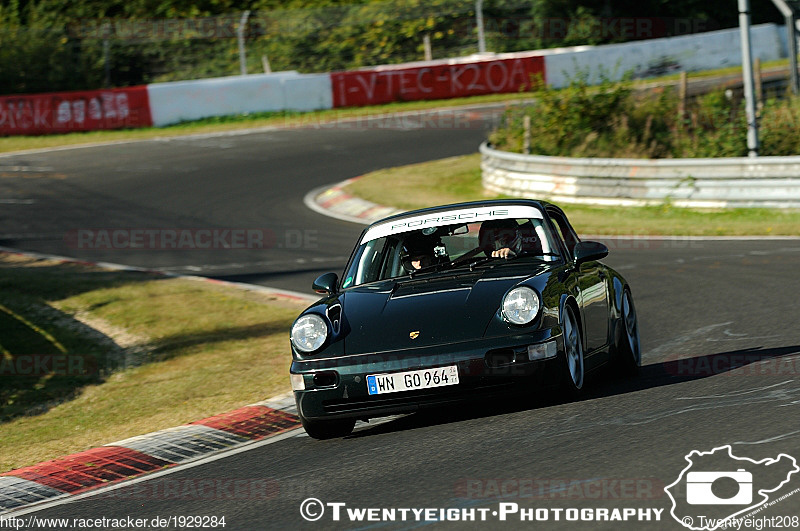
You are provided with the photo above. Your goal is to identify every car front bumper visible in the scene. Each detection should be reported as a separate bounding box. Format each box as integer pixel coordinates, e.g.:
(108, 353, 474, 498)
(290, 327, 563, 421)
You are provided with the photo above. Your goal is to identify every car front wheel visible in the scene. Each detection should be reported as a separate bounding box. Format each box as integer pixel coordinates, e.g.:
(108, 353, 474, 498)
(561, 304, 584, 395)
(615, 289, 641, 376)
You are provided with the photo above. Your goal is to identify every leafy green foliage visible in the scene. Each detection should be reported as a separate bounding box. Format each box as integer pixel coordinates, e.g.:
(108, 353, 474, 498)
(491, 76, 800, 158)
(759, 95, 800, 156)
(0, 0, 787, 94)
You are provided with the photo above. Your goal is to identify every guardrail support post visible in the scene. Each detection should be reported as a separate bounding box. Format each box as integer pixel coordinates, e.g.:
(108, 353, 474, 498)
(678, 72, 688, 122)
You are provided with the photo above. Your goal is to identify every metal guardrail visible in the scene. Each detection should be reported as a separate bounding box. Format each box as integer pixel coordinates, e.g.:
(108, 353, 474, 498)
(480, 142, 800, 208)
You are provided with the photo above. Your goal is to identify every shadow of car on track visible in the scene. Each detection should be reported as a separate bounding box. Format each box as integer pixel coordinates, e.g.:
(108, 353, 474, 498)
(342, 344, 800, 439)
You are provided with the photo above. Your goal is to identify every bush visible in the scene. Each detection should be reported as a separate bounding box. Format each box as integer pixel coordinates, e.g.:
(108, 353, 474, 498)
(760, 95, 800, 155)
(674, 89, 748, 157)
(490, 75, 800, 158)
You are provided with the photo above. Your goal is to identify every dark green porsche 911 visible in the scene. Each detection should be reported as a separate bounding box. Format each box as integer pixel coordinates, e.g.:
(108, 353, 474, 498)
(289, 199, 640, 439)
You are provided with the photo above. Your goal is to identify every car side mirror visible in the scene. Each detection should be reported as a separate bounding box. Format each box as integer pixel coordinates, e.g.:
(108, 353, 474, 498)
(312, 272, 339, 295)
(573, 241, 609, 266)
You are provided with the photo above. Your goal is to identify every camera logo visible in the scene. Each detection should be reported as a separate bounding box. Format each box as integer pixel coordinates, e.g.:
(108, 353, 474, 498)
(665, 445, 799, 530)
(686, 469, 752, 505)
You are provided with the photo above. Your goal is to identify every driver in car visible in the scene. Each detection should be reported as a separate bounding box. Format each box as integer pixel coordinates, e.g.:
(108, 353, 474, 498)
(479, 219, 523, 259)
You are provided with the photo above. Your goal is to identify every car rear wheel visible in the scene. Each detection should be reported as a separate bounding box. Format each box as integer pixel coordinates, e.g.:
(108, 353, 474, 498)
(615, 289, 641, 375)
(300, 416, 356, 440)
(562, 304, 584, 394)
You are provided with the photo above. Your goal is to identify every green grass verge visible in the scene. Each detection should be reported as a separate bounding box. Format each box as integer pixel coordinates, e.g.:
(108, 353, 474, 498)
(0, 254, 302, 472)
(343, 154, 800, 236)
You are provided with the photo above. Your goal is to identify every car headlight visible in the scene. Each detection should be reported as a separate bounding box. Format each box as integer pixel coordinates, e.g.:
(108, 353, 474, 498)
(291, 314, 328, 352)
(502, 286, 541, 325)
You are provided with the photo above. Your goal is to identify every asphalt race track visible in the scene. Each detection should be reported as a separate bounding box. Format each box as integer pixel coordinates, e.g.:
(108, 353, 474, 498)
(3, 107, 800, 529)
(0, 107, 501, 293)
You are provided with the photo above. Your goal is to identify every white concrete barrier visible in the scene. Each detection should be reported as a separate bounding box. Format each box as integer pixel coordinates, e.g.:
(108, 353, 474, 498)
(147, 72, 332, 127)
(481, 143, 800, 208)
(282, 75, 334, 112)
(542, 24, 786, 88)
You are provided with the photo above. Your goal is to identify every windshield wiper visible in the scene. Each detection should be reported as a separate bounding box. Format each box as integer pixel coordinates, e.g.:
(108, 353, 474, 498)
(513, 252, 561, 260)
(459, 251, 562, 271)
(467, 257, 498, 271)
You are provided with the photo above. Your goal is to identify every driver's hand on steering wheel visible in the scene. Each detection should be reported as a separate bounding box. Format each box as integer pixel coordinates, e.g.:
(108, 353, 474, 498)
(491, 247, 516, 259)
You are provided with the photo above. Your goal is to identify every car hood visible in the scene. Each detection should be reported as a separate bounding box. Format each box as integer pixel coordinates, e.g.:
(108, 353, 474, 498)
(339, 264, 550, 355)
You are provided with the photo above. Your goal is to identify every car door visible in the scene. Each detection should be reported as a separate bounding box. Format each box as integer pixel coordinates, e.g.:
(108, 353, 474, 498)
(546, 207, 610, 358)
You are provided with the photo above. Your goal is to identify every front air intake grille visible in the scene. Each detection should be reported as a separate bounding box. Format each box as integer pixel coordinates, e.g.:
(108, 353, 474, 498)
(312, 371, 338, 388)
(485, 348, 517, 367)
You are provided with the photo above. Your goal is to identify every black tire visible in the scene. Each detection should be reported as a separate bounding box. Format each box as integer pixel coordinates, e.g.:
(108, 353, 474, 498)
(561, 304, 585, 396)
(300, 416, 356, 440)
(614, 289, 641, 376)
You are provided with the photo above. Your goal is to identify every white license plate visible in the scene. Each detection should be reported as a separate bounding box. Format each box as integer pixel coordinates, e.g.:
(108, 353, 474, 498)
(366, 365, 459, 395)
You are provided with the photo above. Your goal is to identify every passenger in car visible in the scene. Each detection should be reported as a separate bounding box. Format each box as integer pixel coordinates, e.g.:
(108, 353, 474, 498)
(400, 232, 447, 271)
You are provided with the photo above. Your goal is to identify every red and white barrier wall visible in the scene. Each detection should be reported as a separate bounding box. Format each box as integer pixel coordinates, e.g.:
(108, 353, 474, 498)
(0, 23, 789, 136)
(330, 54, 545, 107)
(0, 86, 152, 135)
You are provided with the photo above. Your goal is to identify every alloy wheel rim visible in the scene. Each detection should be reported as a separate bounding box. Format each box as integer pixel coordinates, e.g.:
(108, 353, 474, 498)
(565, 309, 583, 388)
(622, 292, 640, 365)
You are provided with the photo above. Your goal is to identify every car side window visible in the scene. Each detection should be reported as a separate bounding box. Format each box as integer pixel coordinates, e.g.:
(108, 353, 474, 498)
(350, 238, 389, 285)
(547, 209, 580, 259)
(380, 238, 405, 279)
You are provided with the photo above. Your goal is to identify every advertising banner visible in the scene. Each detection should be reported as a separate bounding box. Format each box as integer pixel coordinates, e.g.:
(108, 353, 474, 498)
(0, 86, 152, 135)
(331, 56, 545, 108)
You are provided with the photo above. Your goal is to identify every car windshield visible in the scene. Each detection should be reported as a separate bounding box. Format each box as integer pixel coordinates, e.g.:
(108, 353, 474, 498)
(341, 205, 561, 288)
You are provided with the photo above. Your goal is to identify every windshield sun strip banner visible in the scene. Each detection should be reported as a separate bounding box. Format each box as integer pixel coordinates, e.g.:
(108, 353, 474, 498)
(360, 205, 544, 244)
